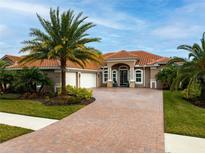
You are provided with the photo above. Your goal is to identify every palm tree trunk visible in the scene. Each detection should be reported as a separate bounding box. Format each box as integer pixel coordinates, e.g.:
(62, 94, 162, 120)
(200, 83, 205, 99)
(39, 84, 44, 93)
(61, 59, 67, 95)
(0, 84, 3, 92)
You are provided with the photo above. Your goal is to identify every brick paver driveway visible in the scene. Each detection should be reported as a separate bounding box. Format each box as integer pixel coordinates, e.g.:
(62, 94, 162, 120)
(0, 88, 164, 152)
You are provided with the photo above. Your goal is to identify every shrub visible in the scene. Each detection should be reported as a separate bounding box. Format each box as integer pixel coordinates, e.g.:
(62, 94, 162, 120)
(44, 85, 94, 106)
(66, 85, 93, 100)
(0, 93, 20, 99)
(156, 64, 177, 89)
(182, 82, 201, 99)
(68, 96, 81, 104)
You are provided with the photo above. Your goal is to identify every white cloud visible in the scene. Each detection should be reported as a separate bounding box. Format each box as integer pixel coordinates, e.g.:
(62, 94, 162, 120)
(89, 16, 145, 30)
(152, 24, 201, 39)
(0, 0, 146, 30)
(89, 17, 124, 30)
(151, 0, 205, 40)
(0, 0, 49, 16)
(89, 15, 145, 30)
(79, 1, 147, 30)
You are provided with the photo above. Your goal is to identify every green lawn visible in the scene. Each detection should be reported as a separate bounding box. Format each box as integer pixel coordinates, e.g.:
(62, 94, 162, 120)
(164, 90, 205, 138)
(0, 99, 85, 119)
(0, 124, 33, 143)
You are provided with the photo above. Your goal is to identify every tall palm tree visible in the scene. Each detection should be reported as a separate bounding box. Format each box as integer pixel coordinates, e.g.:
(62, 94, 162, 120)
(20, 8, 102, 95)
(170, 32, 205, 99)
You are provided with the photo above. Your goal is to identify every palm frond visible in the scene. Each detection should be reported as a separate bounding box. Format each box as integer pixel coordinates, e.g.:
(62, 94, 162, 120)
(168, 57, 187, 64)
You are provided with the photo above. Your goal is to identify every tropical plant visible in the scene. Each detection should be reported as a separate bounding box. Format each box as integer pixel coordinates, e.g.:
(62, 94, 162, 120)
(182, 82, 201, 99)
(0, 60, 13, 92)
(0, 60, 8, 68)
(20, 8, 102, 95)
(14, 67, 52, 94)
(156, 64, 177, 89)
(66, 85, 92, 100)
(170, 32, 205, 99)
(0, 71, 14, 92)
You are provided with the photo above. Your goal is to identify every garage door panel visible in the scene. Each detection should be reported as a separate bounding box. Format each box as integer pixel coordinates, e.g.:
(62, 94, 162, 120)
(80, 73, 96, 88)
(66, 72, 76, 87)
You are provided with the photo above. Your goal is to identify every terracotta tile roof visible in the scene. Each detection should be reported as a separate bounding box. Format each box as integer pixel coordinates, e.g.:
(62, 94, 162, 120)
(66, 60, 101, 70)
(147, 57, 170, 65)
(103, 50, 169, 65)
(6, 56, 100, 70)
(103, 52, 115, 59)
(4, 50, 169, 69)
(1, 55, 22, 63)
(104, 50, 138, 59)
(130, 51, 162, 65)
(8, 59, 60, 68)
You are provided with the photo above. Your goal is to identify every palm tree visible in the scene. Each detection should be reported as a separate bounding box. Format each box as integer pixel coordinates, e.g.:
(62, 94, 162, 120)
(20, 8, 102, 95)
(170, 32, 205, 99)
(15, 67, 52, 93)
(0, 60, 11, 92)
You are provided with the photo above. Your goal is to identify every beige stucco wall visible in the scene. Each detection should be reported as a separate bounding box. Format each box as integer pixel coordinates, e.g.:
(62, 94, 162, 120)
(101, 65, 152, 88)
(41, 70, 61, 92)
(43, 69, 100, 89)
(145, 67, 151, 88)
(41, 64, 165, 90)
(43, 70, 61, 86)
(96, 72, 102, 87)
(101, 64, 165, 89)
(150, 65, 166, 89)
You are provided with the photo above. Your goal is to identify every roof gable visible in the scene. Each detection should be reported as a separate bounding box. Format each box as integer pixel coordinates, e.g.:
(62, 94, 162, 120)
(1, 55, 21, 65)
(104, 50, 138, 60)
(103, 50, 169, 65)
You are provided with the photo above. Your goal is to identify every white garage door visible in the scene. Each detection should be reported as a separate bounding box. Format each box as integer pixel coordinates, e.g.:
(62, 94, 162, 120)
(80, 73, 96, 88)
(66, 72, 76, 87)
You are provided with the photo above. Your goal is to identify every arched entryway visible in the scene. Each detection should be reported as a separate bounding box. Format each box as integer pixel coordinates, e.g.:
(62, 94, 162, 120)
(111, 63, 130, 87)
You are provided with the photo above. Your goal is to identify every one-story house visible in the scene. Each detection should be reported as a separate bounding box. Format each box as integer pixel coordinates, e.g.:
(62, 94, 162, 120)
(1, 50, 169, 91)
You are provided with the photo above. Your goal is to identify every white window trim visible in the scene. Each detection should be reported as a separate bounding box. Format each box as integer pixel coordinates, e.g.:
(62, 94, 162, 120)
(119, 65, 129, 70)
(135, 69, 143, 84)
(112, 69, 117, 82)
(103, 68, 108, 83)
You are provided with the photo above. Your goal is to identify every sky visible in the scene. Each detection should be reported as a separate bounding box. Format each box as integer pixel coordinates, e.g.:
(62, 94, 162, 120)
(0, 0, 205, 58)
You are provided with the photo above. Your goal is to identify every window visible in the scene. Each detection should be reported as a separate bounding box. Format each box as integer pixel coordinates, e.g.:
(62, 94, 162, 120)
(112, 70, 117, 82)
(135, 69, 143, 84)
(119, 65, 128, 70)
(103, 69, 108, 83)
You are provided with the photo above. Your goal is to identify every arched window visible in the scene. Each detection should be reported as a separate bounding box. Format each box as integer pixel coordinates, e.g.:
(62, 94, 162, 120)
(103, 68, 108, 83)
(112, 70, 117, 82)
(119, 65, 128, 70)
(135, 69, 143, 84)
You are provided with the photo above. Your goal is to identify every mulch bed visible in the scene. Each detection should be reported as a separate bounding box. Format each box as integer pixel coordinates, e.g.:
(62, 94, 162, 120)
(186, 98, 205, 108)
(190, 100, 205, 108)
(0, 92, 96, 106)
(42, 97, 96, 106)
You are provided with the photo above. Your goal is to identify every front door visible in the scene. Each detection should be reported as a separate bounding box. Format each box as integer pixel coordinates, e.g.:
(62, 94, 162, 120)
(120, 70, 128, 87)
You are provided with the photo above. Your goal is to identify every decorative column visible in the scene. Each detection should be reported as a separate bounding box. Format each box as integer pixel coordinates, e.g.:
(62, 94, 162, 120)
(107, 65, 113, 87)
(129, 66, 135, 88)
(143, 67, 146, 87)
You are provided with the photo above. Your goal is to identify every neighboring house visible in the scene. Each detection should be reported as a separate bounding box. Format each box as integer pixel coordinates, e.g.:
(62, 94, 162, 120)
(1, 50, 169, 91)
